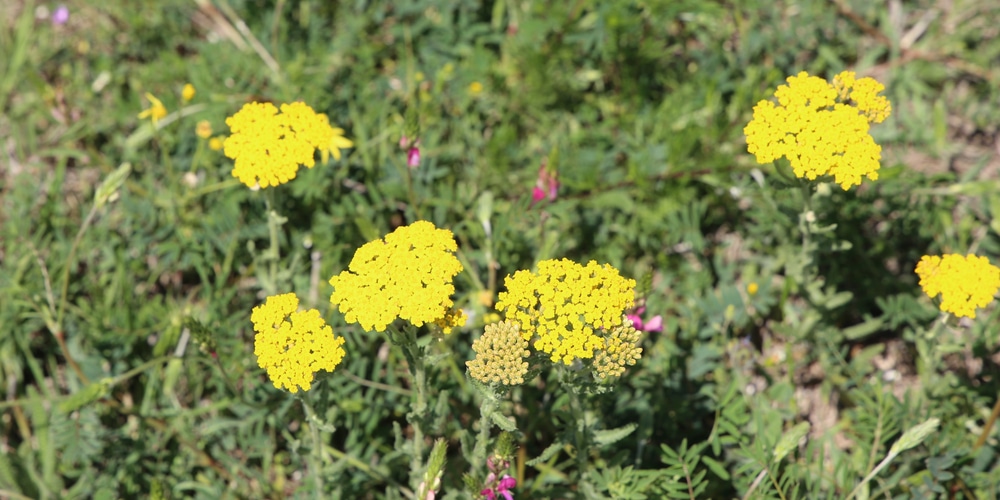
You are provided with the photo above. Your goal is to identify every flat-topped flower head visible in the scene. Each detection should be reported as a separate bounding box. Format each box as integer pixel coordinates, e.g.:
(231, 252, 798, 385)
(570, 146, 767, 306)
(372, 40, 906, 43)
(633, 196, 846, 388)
(496, 258, 636, 365)
(467, 320, 530, 386)
(329, 221, 463, 332)
(224, 101, 351, 189)
(744, 71, 892, 190)
(915, 254, 1000, 319)
(251, 293, 346, 393)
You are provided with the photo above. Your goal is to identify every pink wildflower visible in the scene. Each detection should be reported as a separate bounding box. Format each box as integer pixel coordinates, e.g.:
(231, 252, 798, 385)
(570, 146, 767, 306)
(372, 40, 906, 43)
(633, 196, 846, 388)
(481, 473, 516, 500)
(531, 160, 558, 205)
(52, 5, 69, 25)
(626, 306, 662, 333)
(408, 146, 421, 168)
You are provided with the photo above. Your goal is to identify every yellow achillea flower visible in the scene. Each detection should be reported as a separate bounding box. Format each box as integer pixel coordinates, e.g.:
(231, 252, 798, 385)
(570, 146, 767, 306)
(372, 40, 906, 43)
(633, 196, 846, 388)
(251, 293, 347, 393)
(182, 83, 196, 102)
(466, 320, 530, 386)
(915, 254, 1000, 319)
(137, 92, 167, 126)
(329, 220, 464, 332)
(593, 319, 643, 381)
(496, 259, 636, 365)
(224, 101, 349, 188)
(744, 71, 892, 190)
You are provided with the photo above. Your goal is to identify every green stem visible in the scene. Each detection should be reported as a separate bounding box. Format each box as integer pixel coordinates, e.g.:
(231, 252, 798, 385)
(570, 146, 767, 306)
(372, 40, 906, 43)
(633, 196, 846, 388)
(404, 161, 422, 220)
(766, 465, 789, 500)
(845, 450, 898, 500)
(50, 201, 102, 384)
(974, 395, 1000, 451)
(569, 388, 587, 474)
(472, 395, 498, 473)
(798, 178, 814, 276)
(300, 396, 327, 499)
(262, 191, 287, 296)
(392, 325, 429, 490)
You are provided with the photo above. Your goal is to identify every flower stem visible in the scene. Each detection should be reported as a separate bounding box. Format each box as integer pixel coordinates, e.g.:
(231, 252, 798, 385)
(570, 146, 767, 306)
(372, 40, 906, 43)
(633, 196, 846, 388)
(569, 388, 587, 474)
(262, 191, 287, 296)
(300, 396, 327, 499)
(472, 394, 498, 472)
(393, 325, 429, 490)
(974, 396, 1000, 451)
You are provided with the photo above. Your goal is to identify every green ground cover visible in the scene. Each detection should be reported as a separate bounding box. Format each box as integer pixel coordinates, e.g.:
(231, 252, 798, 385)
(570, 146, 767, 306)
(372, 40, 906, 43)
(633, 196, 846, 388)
(3, 0, 1000, 498)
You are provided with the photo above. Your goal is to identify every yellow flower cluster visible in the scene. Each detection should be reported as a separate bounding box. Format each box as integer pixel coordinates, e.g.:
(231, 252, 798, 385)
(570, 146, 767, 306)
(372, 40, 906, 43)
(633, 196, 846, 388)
(592, 319, 643, 380)
(744, 71, 892, 190)
(223, 101, 352, 189)
(833, 71, 892, 124)
(466, 321, 530, 386)
(329, 221, 464, 332)
(251, 293, 346, 393)
(915, 254, 1000, 319)
(496, 258, 636, 365)
(434, 307, 468, 334)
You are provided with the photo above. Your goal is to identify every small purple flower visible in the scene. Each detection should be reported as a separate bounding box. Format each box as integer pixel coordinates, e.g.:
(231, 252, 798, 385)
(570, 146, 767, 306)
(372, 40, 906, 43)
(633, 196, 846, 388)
(481, 474, 516, 500)
(530, 161, 558, 206)
(496, 475, 516, 500)
(407, 146, 421, 168)
(52, 5, 69, 25)
(626, 306, 662, 333)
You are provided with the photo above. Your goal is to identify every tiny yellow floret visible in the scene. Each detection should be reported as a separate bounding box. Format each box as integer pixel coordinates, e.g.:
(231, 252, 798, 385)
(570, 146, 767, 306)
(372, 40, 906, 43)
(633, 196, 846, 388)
(182, 83, 196, 102)
(329, 221, 463, 332)
(915, 254, 1000, 319)
(251, 293, 346, 393)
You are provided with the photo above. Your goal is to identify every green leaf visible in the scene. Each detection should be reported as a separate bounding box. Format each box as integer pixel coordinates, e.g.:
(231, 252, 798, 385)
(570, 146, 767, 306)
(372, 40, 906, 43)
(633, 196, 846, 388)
(94, 163, 132, 209)
(526, 441, 564, 467)
(701, 455, 730, 481)
(842, 316, 885, 341)
(490, 412, 517, 432)
(773, 421, 810, 462)
(823, 291, 853, 310)
(889, 418, 939, 456)
(593, 423, 637, 446)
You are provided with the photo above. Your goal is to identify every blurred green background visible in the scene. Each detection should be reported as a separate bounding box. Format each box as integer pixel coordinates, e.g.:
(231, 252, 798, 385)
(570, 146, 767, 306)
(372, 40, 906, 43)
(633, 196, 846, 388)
(3, 0, 1000, 498)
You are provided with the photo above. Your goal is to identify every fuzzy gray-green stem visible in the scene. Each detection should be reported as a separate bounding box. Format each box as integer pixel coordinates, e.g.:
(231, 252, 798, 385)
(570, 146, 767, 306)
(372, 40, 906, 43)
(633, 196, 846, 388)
(569, 389, 587, 474)
(472, 395, 498, 473)
(392, 325, 429, 492)
(299, 396, 326, 499)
